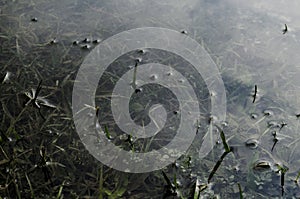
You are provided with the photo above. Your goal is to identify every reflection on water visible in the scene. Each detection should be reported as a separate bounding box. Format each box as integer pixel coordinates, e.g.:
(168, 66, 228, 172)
(0, 0, 300, 198)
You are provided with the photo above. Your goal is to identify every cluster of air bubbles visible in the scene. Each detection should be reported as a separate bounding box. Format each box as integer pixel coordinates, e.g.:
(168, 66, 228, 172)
(29, 17, 101, 49)
(72, 37, 102, 50)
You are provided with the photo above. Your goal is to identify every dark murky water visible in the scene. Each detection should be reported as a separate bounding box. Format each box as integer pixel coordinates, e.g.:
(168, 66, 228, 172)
(1, 0, 300, 198)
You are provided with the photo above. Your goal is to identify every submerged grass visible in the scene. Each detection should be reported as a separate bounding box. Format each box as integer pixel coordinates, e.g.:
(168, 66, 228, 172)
(207, 126, 232, 183)
(0, 0, 300, 198)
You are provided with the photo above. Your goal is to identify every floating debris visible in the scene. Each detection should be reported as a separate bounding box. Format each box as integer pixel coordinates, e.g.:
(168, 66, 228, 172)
(132, 61, 138, 90)
(24, 80, 45, 120)
(2, 71, 12, 84)
(24, 80, 56, 120)
(282, 24, 288, 34)
(271, 138, 278, 152)
(252, 85, 257, 103)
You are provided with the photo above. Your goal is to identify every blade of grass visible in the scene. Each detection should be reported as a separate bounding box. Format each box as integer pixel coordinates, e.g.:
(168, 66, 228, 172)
(162, 171, 175, 191)
(56, 181, 65, 199)
(98, 166, 103, 199)
(104, 125, 111, 139)
(25, 172, 35, 199)
(215, 125, 231, 152)
(238, 183, 243, 199)
(295, 171, 300, 183)
(208, 150, 231, 183)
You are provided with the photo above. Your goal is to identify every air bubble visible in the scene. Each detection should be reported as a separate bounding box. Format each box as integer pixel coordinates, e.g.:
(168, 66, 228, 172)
(137, 49, 146, 54)
(31, 17, 38, 22)
(93, 39, 101, 44)
(135, 88, 143, 93)
(181, 30, 188, 34)
(135, 58, 142, 63)
(209, 115, 217, 123)
(82, 38, 91, 43)
(263, 109, 273, 116)
(253, 160, 271, 171)
(150, 74, 158, 80)
(173, 110, 179, 115)
(73, 40, 79, 45)
(245, 138, 258, 149)
(167, 72, 173, 76)
(221, 121, 228, 127)
(50, 38, 58, 44)
(250, 113, 258, 119)
(127, 65, 134, 70)
(268, 121, 281, 128)
(210, 91, 216, 97)
(81, 44, 91, 50)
